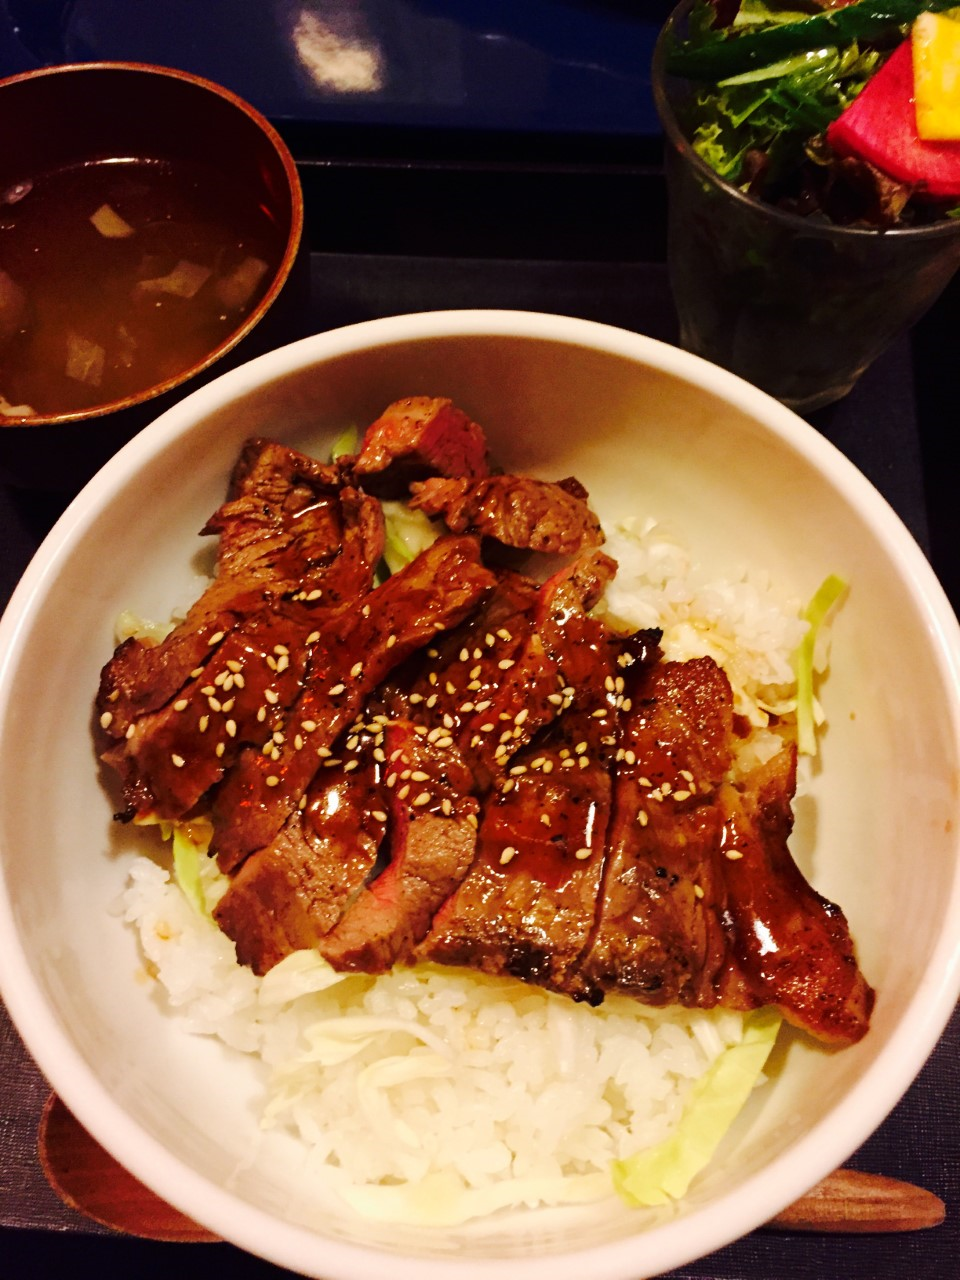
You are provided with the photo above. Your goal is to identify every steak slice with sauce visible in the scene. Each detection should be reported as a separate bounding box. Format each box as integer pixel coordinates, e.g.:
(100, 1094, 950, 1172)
(717, 745, 875, 1046)
(408, 474, 604, 557)
(210, 535, 496, 872)
(420, 628, 661, 998)
(213, 749, 388, 975)
(98, 471, 385, 821)
(317, 721, 480, 972)
(97, 440, 382, 743)
(351, 396, 489, 496)
(578, 656, 739, 1008)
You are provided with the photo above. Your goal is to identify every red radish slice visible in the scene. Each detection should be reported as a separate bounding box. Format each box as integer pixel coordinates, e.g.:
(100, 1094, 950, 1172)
(827, 40, 960, 198)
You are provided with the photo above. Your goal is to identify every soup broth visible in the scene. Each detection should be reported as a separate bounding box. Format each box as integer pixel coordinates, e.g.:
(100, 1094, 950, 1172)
(0, 157, 284, 419)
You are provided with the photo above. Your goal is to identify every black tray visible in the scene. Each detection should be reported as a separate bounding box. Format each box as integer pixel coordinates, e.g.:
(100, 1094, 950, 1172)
(1, 152, 958, 1280)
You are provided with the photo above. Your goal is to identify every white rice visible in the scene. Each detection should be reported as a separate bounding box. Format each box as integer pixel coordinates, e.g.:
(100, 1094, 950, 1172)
(120, 514, 813, 1223)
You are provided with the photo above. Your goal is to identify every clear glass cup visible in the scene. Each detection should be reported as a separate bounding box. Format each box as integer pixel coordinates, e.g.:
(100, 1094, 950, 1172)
(652, 1, 960, 412)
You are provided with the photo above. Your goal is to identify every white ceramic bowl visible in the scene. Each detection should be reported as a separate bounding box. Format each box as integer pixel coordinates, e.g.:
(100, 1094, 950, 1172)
(1, 311, 959, 1278)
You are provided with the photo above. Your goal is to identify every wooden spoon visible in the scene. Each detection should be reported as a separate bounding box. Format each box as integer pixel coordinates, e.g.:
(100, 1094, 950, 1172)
(37, 1091, 946, 1243)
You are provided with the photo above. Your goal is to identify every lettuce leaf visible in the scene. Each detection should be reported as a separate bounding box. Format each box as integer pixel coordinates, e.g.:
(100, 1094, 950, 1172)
(611, 1007, 782, 1207)
(794, 573, 847, 757)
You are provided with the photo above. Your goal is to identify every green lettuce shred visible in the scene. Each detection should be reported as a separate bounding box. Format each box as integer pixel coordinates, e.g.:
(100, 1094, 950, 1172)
(381, 500, 440, 575)
(611, 1007, 782, 1207)
(329, 424, 359, 461)
(794, 573, 847, 757)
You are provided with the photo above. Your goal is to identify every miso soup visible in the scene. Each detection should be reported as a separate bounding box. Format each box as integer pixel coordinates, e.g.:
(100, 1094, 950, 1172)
(0, 157, 285, 419)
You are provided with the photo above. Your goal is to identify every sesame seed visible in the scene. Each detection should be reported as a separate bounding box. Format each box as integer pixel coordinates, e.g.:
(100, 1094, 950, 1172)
(386, 772, 397, 787)
(413, 791, 431, 806)
(547, 693, 564, 706)
(189, 667, 204, 679)
(442, 797, 452, 816)
(386, 634, 397, 649)
(509, 765, 527, 776)
(542, 760, 554, 773)
(329, 683, 345, 696)
(428, 672, 438, 686)
(622, 698, 633, 712)
(604, 675, 615, 693)
(215, 742, 225, 757)
(574, 741, 588, 755)
(265, 775, 280, 787)
(426, 692, 439, 708)
(323, 757, 342, 767)
(725, 849, 744, 861)
(467, 680, 481, 691)
(362, 604, 371, 617)
(673, 790, 692, 802)
(125, 724, 135, 739)
(639, 776, 652, 788)
(226, 659, 243, 673)
(427, 727, 444, 743)
(444, 680, 456, 695)
(497, 628, 512, 641)
(680, 769, 694, 783)
(694, 884, 705, 899)
(307, 631, 321, 645)
(257, 706, 267, 723)
(662, 782, 672, 795)
(234, 673, 245, 689)
(208, 631, 224, 646)
(318, 746, 332, 758)
(515, 708, 529, 725)
(301, 720, 317, 733)
(500, 847, 518, 865)
(344, 759, 359, 772)
(199, 715, 209, 732)
(226, 719, 237, 738)
(427, 647, 439, 659)
(266, 655, 278, 671)
(200, 686, 216, 697)
(373, 747, 386, 763)
(459, 701, 475, 713)
(298, 795, 307, 810)
(562, 758, 576, 769)
(294, 734, 304, 750)
(502, 778, 515, 793)
(574, 847, 591, 860)
(591, 708, 606, 718)
(265, 689, 279, 705)
(637, 810, 648, 827)
(276, 655, 290, 673)
(624, 750, 636, 765)
(397, 784, 410, 800)
(459, 647, 470, 662)
(372, 810, 388, 823)
(578, 756, 590, 769)
(498, 659, 515, 670)
(350, 662, 364, 678)
(208, 696, 222, 713)
(221, 698, 235, 713)
(99, 711, 113, 729)
(171, 753, 185, 768)
(346, 735, 360, 751)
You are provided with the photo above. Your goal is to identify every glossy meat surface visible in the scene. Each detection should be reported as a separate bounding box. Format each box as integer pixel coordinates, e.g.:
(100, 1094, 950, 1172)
(97, 406, 874, 1045)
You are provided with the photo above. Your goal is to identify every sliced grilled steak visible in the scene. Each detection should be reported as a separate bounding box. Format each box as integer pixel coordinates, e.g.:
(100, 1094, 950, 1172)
(717, 746, 875, 1045)
(421, 627, 660, 997)
(408, 474, 604, 557)
(210, 535, 496, 872)
(579, 657, 738, 1008)
(98, 475, 385, 822)
(213, 749, 388, 974)
(97, 440, 382, 742)
(317, 720, 479, 972)
(351, 396, 489, 496)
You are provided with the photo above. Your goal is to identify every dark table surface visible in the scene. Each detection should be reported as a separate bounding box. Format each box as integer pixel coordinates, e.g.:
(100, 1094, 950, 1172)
(2, 128, 959, 1280)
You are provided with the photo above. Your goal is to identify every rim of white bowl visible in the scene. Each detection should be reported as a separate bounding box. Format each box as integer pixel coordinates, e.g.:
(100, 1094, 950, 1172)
(1, 309, 959, 1280)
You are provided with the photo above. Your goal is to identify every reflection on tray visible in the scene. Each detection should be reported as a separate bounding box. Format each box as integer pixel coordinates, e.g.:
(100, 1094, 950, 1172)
(1, 0, 666, 134)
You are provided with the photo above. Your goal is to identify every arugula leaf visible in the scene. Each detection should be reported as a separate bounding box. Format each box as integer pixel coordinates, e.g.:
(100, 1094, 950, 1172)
(690, 42, 880, 186)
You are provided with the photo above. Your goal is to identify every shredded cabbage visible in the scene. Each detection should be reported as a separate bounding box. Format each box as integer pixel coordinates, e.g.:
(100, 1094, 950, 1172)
(611, 1007, 782, 1207)
(794, 573, 847, 756)
(381, 500, 440, 574)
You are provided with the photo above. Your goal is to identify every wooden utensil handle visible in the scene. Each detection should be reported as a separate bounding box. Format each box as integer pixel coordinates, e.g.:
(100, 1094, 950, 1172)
(766, 1167, 946, 1233)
